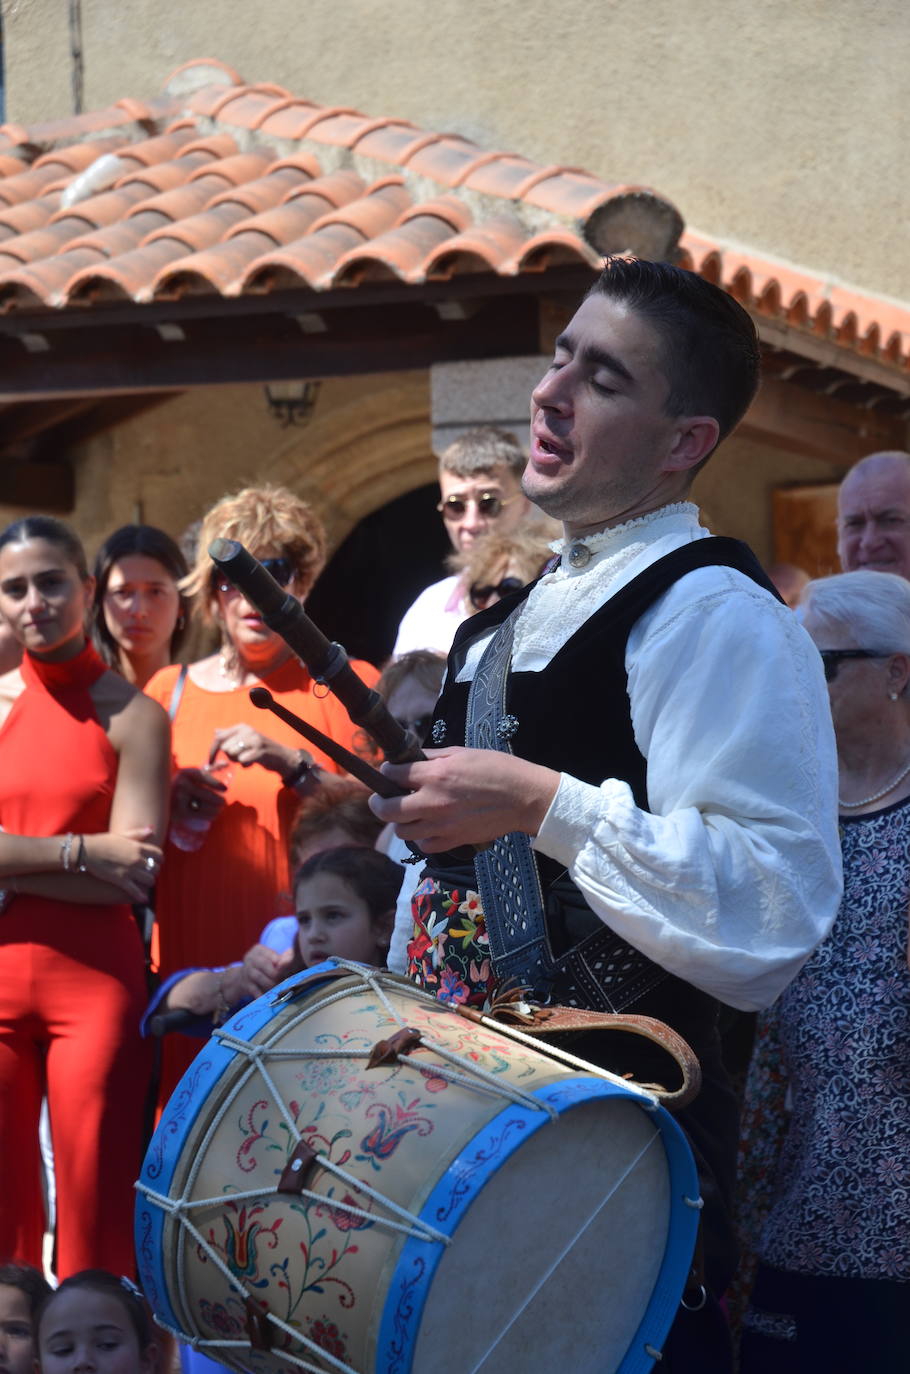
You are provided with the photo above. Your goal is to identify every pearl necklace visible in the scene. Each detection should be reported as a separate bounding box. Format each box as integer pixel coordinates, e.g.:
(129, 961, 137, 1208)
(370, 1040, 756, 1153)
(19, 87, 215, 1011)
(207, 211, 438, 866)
(839, 756, 910, 809)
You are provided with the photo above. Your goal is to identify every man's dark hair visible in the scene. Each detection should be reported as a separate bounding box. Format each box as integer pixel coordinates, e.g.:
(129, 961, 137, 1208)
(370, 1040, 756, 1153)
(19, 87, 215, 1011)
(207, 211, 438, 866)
(588, 257, 761, 458)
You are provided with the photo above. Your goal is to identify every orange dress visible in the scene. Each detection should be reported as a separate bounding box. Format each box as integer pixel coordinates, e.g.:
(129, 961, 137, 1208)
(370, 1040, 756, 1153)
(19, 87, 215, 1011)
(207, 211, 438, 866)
(145, 654, 378, 1100)
(0, 643, 150, 1277)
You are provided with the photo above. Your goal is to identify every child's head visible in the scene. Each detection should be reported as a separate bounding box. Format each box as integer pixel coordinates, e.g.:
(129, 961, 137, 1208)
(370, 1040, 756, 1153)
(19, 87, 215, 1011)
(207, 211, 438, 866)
(0, 1263, 51, 1374)
(37, 1271, 156, 1374)
(293, 846, 403, 969)
(289, 783, 383, 869)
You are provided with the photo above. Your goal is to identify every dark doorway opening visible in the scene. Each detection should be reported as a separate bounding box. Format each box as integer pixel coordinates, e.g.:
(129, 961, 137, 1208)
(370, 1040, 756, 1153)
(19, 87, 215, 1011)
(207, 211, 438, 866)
(306, 482, 450, 666)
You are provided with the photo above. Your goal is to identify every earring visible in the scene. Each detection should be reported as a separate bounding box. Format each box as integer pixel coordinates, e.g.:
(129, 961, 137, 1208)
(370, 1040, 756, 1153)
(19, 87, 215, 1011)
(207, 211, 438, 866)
(890, 691, 899, 701)
(176, 612, 186, 631)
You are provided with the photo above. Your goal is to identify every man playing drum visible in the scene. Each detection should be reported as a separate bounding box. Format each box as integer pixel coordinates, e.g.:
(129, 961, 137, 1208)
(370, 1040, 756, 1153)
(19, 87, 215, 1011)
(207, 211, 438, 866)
(372, 257, 842, 1371)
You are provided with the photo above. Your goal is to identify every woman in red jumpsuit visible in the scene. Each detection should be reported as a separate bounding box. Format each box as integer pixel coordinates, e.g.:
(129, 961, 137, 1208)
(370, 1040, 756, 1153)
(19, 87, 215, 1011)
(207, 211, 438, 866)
(0, 516, 169, 1277)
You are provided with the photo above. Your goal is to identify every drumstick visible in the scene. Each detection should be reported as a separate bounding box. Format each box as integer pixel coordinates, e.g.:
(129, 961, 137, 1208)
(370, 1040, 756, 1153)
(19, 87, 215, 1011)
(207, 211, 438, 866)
(249, 687, 408, 800)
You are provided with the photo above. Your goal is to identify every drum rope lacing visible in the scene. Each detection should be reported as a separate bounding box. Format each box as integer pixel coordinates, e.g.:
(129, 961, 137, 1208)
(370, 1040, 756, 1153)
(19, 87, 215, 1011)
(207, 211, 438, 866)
(149, 1312, 357, 1374)
(268, 966, 561, 1119)
(136, 966, 579, 1373)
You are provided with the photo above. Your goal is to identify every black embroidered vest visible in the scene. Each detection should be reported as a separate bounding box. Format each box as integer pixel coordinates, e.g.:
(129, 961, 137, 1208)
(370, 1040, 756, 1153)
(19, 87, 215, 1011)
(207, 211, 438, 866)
(424, 536, 781, 1050)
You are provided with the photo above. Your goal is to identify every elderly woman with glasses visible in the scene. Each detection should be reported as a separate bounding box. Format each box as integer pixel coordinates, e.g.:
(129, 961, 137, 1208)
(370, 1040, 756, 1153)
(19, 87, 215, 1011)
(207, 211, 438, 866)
(145, 485, 378, 1103)
(738, 569, 910, 1372)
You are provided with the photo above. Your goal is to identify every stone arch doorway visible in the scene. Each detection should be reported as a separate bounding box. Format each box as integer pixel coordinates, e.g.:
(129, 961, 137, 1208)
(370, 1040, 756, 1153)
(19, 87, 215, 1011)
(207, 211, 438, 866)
(306, 481, 450, 666)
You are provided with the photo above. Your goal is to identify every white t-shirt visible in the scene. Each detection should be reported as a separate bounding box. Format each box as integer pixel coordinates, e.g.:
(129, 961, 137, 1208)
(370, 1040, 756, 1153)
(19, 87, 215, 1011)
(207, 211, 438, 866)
(392, 574, 467, 658)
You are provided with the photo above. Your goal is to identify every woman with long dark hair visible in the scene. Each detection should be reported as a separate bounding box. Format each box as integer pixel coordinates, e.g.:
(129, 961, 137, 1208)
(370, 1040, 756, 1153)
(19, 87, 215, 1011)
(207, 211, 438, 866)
(0, 515, 169, 1276)
(91, 524, 189, 689)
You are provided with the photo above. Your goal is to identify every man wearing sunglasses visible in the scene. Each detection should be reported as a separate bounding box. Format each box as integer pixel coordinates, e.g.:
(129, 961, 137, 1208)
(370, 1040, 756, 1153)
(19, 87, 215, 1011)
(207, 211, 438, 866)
(392, 426, 532, 656)
(374, 258, 842, 1371)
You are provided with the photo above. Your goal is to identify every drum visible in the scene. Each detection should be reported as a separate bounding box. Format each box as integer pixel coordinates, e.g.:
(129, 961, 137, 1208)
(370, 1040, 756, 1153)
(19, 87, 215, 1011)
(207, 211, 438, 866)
(136, 962, 701, 1374)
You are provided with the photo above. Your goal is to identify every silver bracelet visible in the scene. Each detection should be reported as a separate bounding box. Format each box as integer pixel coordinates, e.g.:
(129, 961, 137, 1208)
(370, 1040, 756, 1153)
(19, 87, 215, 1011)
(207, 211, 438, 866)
(60, 832, 75, 872)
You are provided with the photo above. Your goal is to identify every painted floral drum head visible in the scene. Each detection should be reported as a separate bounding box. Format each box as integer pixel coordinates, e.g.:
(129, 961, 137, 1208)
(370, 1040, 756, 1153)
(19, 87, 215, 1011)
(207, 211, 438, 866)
(136, 963, 700, 1374)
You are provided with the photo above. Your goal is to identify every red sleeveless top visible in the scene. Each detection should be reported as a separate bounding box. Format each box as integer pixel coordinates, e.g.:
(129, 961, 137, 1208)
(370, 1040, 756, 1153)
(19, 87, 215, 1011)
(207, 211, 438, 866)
(0, 642, 127, 932)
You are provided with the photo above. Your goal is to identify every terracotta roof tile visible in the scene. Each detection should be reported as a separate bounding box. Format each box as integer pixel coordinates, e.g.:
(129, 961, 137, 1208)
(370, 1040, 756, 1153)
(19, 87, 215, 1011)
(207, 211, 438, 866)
(47, 183, 150, 230)
(66, 238, 203, 303)
(248, 101, 322, 141)
(0, 140, 124, 206)
(241, 223, 364, 293)
(111, 129, 198, 169)
(0, 62, 904, 381)
(205, 163, 314, 216)
(421, 213, 531, 279)
(0, 194, 61, 241)
(679, 232, 910, 372)
(0, 248, 108, 309)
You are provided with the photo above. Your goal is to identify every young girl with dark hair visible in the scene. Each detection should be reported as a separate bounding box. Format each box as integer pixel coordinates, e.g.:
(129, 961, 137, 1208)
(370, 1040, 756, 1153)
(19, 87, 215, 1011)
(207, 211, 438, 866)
(146, 846, 402, 1030)
(37, 1271, 157, 1374)
(0, 516, 170, 1276)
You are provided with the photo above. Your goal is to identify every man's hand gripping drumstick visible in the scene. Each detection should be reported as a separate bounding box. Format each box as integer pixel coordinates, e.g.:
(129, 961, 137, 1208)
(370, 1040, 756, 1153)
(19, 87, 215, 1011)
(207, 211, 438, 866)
(370, 749, 561, 854)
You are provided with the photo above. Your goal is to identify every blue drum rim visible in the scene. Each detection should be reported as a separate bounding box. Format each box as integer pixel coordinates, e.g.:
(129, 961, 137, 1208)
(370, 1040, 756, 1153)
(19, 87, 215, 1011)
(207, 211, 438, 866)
(375, 1078, 700, 1374)
(134, 962, 345, 1336)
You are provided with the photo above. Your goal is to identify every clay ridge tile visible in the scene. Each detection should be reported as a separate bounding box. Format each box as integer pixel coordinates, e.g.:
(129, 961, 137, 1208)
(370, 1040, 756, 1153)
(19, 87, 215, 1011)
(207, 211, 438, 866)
(252, 101, 323, 141)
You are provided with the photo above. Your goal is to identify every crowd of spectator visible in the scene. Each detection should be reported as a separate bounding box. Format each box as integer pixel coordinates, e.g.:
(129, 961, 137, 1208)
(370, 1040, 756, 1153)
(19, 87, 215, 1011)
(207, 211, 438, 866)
(0, 425, 909, 1372)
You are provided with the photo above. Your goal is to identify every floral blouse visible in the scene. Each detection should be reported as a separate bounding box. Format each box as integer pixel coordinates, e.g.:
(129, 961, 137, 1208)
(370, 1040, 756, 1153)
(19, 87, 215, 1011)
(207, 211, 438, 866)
(743, 797, 910, 1280)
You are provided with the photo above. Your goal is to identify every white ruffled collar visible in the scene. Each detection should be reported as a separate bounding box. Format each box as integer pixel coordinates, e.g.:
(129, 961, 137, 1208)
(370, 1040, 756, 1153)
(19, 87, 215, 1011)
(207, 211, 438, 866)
(549, 502, 701, 572)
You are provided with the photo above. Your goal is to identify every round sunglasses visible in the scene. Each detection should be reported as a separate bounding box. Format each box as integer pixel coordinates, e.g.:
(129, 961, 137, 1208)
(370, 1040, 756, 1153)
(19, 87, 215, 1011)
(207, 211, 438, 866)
(437, 492, 520, 520)
(213, 556, 295, 596)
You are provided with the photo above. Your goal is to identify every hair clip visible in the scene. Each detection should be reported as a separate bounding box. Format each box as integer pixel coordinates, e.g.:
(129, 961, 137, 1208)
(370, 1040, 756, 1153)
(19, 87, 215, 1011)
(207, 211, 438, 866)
(119, 1276, 144, 1300)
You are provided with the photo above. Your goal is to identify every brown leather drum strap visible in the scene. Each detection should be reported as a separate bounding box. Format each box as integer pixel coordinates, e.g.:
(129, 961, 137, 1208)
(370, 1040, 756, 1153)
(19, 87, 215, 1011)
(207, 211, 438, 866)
(486, 1002, 703, 1112)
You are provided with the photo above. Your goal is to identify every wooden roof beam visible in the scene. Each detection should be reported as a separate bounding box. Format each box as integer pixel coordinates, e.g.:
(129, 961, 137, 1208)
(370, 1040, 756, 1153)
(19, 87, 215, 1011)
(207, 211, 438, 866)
(740, 374, 908, 467)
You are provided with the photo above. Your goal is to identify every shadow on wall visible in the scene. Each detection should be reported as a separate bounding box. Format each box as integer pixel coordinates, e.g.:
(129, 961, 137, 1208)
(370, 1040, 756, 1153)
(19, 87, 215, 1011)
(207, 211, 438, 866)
(306, 482, 449, 667)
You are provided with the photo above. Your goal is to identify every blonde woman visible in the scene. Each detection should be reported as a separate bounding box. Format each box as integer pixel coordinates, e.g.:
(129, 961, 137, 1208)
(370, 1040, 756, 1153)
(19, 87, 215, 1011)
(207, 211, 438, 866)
(145, 485, 378, 1102)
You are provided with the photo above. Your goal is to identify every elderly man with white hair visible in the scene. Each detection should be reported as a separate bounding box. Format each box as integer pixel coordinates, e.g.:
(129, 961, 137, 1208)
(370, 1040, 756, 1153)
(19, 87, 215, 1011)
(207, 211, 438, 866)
(837, 449, 910, 580)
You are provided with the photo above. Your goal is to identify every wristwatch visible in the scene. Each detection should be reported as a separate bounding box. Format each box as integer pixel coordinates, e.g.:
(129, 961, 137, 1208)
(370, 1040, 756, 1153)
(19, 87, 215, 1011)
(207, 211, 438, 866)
(283, 752, 313, 790)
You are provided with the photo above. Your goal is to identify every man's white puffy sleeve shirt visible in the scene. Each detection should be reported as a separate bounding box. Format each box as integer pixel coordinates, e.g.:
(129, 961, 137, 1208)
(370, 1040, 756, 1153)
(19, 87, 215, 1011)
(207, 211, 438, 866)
(456, 504, 843, 1011)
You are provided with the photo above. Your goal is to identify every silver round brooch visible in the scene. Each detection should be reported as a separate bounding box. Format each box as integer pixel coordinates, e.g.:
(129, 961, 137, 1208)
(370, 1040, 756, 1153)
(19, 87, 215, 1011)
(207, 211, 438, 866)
(566, 542, 592, 569)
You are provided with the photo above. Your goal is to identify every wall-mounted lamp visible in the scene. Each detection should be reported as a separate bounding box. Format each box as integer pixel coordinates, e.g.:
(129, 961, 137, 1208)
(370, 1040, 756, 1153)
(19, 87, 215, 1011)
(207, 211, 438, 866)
(264, 379, 321, 427)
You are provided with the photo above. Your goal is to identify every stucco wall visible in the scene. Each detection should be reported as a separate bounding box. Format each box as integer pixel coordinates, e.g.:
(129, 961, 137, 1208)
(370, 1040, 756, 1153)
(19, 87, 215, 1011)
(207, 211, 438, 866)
(2, 0, 907, 300)
(0, 358, 831, 576)
(0, 369, 432, 559)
